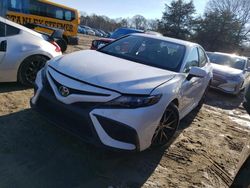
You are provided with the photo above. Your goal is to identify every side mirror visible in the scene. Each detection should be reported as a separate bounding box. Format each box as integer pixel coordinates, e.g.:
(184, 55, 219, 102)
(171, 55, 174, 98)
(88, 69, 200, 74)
(245, 67, 250, 72)
(187, 67, 207, 81)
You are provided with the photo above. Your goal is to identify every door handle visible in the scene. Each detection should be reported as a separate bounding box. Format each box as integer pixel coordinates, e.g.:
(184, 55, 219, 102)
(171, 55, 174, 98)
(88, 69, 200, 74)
(0, 40, 7, 52)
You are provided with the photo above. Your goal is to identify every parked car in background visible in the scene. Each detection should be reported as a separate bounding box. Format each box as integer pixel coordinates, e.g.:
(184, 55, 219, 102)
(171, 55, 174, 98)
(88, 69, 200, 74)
(92, 29, 103, 37)
(207, 52, 250, 95)
(0, 17, 62, 86)
(91, 28, 144, 50)
(97, 29, 109, 38)
(80, 25, 95, 36)
(78, 26, 86, 34)
(31, 34, 212, 151)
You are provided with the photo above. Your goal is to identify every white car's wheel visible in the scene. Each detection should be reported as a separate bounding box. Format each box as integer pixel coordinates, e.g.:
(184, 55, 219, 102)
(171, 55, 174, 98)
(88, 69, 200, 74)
(151, 103, 179, 147)
(18, 55, 49, 86)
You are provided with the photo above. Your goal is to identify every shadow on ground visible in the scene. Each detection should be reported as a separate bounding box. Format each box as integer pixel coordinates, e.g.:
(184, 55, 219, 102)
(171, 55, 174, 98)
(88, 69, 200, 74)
(0, 104, 199, 188)
(0, 109, 164, 188)
(205, 89, 244, 110)
(0, 83, 30, 93)
(231, 156, 250, 188)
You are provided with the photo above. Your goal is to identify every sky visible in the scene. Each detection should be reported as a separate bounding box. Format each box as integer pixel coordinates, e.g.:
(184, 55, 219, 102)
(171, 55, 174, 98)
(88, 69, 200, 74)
(51, 0, 209, 19)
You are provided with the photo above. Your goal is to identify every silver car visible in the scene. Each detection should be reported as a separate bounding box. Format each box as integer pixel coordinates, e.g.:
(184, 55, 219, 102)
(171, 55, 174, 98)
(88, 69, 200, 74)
(207, 52, 250, 95)
(0, 17, 62, 86)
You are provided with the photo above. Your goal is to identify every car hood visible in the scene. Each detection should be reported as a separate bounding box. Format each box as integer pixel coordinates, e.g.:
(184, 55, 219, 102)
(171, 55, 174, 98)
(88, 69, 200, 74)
(211, 63, 243, 76)
(49, 50, 176, 94)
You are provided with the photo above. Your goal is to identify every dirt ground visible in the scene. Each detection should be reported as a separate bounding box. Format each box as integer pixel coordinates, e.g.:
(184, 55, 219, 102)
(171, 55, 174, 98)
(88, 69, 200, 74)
(0, 34, 249, 188)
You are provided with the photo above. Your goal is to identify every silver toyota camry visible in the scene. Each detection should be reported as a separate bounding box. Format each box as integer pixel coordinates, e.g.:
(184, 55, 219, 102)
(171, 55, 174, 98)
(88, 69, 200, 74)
(207, 52, 250, 95)
(0, 17, 62, 86)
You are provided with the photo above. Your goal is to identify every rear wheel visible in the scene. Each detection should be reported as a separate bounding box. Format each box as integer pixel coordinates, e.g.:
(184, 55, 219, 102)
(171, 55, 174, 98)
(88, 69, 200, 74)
(151, 103, 179, 147)
(18, 55, 48, 86)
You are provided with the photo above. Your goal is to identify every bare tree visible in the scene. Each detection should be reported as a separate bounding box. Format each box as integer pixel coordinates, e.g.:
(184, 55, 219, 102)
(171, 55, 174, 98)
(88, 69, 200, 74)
(206, 0, 250, 41)
(131, 15, 147, 30)
(147, 19, 158, 31)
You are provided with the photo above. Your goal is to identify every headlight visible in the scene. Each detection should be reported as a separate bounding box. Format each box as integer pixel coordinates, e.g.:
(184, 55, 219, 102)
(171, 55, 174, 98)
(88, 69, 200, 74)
(105, 94, 162, 108)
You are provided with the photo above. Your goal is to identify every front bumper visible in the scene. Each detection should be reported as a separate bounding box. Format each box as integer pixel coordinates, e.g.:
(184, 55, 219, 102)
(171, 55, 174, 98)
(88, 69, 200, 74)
(211, 75, 243, 95)
(31, 68, 162, 151)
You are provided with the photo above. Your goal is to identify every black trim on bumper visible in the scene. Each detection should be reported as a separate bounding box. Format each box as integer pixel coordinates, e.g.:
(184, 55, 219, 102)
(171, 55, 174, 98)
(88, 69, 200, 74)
(95, 115, 140, 150)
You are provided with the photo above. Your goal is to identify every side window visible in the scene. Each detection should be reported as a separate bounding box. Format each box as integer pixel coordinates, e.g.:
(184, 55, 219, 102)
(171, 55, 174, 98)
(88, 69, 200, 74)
(65, 11, 72, 21)
(183, 48, 199, 73)
(198, 47, 207, 67)
(55, 9, 64, 19)
(6, 24, 20, 36)
(8, 0, 22, 12)
(0, 22, 6, 37)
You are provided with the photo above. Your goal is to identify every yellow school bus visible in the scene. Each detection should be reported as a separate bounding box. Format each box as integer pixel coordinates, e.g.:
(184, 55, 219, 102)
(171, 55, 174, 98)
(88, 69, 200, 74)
(3, 0, 80, 44)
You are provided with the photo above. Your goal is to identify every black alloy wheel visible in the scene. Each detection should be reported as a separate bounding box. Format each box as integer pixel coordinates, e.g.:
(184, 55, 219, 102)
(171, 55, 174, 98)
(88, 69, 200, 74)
(151, 103, 179, 147)
(18, 55, 48, 86)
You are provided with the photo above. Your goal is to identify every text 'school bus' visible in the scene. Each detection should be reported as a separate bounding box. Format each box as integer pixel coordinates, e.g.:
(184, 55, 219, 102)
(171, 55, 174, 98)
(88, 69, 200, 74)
(2, 0, 80, 44)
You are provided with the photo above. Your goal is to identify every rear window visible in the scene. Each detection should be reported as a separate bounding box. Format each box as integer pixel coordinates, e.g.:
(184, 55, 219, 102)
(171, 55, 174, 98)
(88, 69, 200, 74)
(0, 22, 5, 37)
(6, 24, 20, 36)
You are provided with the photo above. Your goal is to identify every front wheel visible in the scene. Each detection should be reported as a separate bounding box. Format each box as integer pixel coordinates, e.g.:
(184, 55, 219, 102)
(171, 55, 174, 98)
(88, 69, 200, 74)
(18, 55, 48, 86)
(151, 103, 179, 147)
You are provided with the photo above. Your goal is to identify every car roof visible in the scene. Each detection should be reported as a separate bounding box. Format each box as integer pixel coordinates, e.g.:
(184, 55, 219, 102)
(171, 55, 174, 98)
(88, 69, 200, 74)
(132, 33, 198, 48)
(206, 51, 247, 60)
(0, 16, 43, 38)
(115, 27, 143, 32)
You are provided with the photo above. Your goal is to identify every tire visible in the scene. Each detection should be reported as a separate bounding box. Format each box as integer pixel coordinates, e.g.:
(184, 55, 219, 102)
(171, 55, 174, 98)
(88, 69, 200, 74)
(151, 103, 180, 148)
(18, 55, 49, 86)
(55, 38, 67, 53)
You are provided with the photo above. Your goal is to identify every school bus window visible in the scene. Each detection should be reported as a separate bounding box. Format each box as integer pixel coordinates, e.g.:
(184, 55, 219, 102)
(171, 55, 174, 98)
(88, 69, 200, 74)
(65, 11, 72, 21)
(55, 10, 64, 20)
(9, 0, 22, 12)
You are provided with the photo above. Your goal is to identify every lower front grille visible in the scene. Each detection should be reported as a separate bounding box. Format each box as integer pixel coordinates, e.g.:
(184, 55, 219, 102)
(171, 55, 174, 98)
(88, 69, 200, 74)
(36, 91, 94, 139)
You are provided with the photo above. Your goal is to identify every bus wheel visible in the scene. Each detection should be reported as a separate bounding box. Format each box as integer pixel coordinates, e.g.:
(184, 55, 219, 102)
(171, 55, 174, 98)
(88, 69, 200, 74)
(18, 55, 48, 86)
(55, 38, 67, 53)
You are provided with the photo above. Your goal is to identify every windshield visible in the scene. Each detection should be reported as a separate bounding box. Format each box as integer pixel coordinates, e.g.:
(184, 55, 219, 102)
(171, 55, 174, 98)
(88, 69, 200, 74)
(98, 35, 186, 72)
(110, 29, 143, 39)
(207, 53, 246, 70)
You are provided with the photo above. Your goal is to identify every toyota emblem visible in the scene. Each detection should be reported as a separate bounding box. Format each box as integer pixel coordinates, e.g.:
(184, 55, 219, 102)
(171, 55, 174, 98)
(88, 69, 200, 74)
(59, 86, 70, 97)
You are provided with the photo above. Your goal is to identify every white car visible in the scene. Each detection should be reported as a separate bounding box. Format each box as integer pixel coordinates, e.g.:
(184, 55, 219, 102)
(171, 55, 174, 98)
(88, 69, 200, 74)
(31, 34, 213, 151)
(0, 17, 62, 86)
(207, 52, 250, 95)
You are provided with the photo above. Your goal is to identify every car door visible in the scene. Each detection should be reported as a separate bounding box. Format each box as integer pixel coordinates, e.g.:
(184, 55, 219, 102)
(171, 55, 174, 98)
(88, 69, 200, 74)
(196, 46, 211, 100)
(179, 47, 205, 117)
(0, 20, 21, 82)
